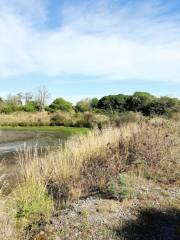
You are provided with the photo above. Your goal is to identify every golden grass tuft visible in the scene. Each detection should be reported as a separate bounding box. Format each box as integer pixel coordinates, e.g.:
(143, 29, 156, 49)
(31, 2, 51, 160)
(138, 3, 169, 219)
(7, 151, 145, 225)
(0, 199, 18, 240)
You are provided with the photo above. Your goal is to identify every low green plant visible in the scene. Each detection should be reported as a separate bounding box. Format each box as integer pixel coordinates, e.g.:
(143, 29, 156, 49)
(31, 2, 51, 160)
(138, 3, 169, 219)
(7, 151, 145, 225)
(107, 174, 134, 200)
(57, 228, 67, 237)
(9, 180, 53, 225)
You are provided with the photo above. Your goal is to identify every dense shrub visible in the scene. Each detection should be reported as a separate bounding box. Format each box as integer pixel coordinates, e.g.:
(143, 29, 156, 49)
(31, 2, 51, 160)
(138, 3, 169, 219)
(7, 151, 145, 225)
(76, 122, 172, 197)
(97, 92, 180, 116)
(76, 112, 109, 128)
(50, 111, 109, 128)
(126, 92, 155, 114)
(50, 112, 75, 126)
(75, 98, 99, 112)
(48, 98, 73, 112)
(0, 94, 23, 113)
(167, 112, 180, 121)
(90, 98, 99, 108)
(111, 111, 144, 126)
(75, 98, 92, 112)
(126, 121, 173, 167)
(0, 102, 22, 113)
(97, 94, 129, 112)
(23, 101, 39, 112)
(146, 96, 180, 116)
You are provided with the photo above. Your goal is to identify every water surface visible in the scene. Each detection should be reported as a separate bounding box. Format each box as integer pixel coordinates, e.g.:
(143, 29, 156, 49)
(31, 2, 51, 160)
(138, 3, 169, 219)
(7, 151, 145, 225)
(0, 126, 88, 163)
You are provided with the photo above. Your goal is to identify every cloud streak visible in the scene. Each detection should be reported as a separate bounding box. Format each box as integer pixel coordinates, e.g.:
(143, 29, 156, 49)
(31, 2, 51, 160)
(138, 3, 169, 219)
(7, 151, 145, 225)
(0, 0, 180, 82)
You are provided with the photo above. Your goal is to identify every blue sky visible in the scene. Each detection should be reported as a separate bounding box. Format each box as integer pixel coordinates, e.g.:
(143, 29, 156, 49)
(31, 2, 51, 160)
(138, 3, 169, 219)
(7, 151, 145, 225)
(0, 0, 180, 103)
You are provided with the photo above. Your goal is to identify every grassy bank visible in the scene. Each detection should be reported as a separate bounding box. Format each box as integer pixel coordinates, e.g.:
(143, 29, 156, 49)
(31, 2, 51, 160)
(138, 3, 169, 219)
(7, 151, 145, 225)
(0, 119, 179, 239)
(0, 110, 178, 128)
(0, 111, 109, 128)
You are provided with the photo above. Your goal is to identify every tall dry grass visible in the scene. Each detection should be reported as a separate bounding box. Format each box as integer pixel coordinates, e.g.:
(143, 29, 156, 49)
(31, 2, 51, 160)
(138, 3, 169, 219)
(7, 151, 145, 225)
(16, 121, 173, 206)
(0, 112, 50, 126)
(0, 199, 18, 240)
(18, 124, 135, 183)
(0, 111, 110, 127)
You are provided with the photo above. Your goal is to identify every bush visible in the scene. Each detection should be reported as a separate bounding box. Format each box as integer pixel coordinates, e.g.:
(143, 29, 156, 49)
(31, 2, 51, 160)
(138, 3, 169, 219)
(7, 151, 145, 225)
(90, 98, 99, 108)
(0, 103, 22, 113)
(127, 121, 173, 167)
(76, 112, 95, 128)
(97, 94, 129, 112)
(48, 98, 73, 112)
(75, 112, 109, 128)
(50, 111, 109, 128)
(23, 101, 39, 112)
(50, 112, 75, 126)
(147, 97, 180, 116)
(167, 112, 180, 121)
(75, 98, 92, 112)
(111, 111, 144, 126)
(126, 92, 155, 114)
(77, 121, 173, 197)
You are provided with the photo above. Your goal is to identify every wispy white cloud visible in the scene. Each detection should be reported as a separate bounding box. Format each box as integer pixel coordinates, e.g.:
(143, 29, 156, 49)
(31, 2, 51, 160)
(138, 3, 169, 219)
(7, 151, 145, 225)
(0, 0, 46, 23)
(0, 0, 180, 82)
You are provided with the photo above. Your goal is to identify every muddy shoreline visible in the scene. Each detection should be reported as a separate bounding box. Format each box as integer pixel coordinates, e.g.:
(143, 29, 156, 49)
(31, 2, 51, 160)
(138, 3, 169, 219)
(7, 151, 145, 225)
(0, 130, 38, 144)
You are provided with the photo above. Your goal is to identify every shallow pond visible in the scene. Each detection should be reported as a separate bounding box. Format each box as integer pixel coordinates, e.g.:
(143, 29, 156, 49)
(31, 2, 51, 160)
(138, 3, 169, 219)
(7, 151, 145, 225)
(0, 126, 88, 164)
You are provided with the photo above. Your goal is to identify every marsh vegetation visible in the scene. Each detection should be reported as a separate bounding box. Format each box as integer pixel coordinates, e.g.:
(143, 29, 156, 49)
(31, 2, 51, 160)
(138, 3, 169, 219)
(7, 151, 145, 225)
(0, 116, 179, 239)
(0, 90, 179, 239)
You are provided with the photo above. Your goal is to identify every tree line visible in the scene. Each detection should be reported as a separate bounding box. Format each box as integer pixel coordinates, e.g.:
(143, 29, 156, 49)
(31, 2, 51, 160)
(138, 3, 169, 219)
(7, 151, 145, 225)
(0, 88, 179, 116)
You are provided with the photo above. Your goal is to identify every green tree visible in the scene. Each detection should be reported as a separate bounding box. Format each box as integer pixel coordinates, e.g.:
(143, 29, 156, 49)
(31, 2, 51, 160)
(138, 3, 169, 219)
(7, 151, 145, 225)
(48, 98, 73, 112)
(23, 101, 39, 112)
(147, 96, 180, 116)
(97, 94, 129, 112)
(90, 98, 99, 108)
(126, 92, 155, 114)
(2, 93, 24, 113)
